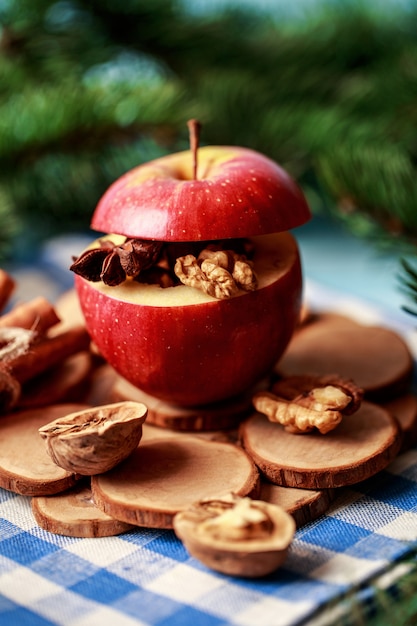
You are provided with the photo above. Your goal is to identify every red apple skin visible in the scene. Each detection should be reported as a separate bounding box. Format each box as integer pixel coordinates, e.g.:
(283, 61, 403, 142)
(91, 146, 310, 241)
(75, 233, 302, 407)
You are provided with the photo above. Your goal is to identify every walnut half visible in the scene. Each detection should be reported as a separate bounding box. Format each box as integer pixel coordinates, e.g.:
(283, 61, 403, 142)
(253, 374, 363, 434)
(39, 401, 148, 475)
(173, 493, 295, 577)
(174, 246, 257, 300)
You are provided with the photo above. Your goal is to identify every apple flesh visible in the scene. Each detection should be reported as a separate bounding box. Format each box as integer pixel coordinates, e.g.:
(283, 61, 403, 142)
(75, 232, 302, 407)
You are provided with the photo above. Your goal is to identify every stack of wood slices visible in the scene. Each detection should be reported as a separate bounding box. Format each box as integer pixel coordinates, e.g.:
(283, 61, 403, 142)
(0, 269, 415, 578)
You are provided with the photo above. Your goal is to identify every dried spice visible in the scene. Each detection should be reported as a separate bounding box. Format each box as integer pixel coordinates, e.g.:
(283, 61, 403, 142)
(71, 237, 257, 298)
(70, 238, 163, 286)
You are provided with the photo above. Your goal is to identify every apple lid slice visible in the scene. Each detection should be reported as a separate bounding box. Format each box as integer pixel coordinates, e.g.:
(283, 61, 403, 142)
(91, 145, 310, 241)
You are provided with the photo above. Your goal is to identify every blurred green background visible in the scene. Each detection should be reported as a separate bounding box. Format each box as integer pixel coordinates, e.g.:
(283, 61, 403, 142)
(1, 0, 417, 309)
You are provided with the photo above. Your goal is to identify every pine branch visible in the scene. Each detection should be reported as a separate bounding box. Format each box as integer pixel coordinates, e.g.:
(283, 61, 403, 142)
(1, 0, 417, 314)
(0, 187, 22, 262)
(399, 258, 417, 317)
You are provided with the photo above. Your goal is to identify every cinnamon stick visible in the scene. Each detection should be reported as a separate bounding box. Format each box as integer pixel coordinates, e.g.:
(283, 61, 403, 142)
(9, 325, 91, 383)
(0, 297, 61, 334)
(0, 270, 15, 313)
(0, 369, 21, 412)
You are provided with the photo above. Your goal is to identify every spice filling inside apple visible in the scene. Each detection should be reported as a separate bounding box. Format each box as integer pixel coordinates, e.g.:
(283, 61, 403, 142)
(72, 232, 293, 306)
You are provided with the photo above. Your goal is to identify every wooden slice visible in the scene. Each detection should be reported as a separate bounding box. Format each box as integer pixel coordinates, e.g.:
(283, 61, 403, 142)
(382, 394, 417, 451)
(83, 362, 118, 406)
(0, 404, 89, 496)
(141, 422, 239, 445)
(276, 318, 413, 400)
(111, 375, 263, 431)
(240, 401, 401, 489)
(91, 436, 260, 529)
(54, 288, 87, 331)
(32, 481, 134, 537)
(18, 352, 93, 408)
(260, 481, 334, 528)
(297, 312, 362, 331)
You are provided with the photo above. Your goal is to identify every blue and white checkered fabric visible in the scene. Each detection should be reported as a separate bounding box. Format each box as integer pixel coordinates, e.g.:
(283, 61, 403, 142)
(1, 447, 416, 626)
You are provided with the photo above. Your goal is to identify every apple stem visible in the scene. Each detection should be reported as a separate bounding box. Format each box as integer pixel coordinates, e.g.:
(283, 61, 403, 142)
(187, 119, 201, 180)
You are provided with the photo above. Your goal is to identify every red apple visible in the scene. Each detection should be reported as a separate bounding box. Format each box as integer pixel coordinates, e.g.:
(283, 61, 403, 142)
(74, 143, 310, 407)
(91, 146, 309, 241)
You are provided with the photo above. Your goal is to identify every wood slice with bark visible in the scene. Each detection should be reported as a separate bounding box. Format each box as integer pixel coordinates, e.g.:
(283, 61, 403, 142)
(18, 352, 94, 408)
(260, 481, 335, 528)
(140, 422, 239, 444)
(54, 288, 88, 331)
(381, 394, 417, 451)
(240, 401, 401, 489)
(111, 374, 265, 431)
(31, 481, 134, 537)
(91, 436, 260, 529)
(275, 317, 413, 401)
(82, 362, 118, 406)
(0, 404, 89, 496)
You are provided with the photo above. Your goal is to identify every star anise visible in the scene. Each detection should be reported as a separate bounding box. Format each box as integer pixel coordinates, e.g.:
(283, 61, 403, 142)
(70, 238, 163, 286)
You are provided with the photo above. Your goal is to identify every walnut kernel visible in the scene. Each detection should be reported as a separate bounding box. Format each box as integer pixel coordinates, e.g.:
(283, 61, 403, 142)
(253, 375, 363, 434)
(174, 246, 257, 300)
(173, 493, 295, 577)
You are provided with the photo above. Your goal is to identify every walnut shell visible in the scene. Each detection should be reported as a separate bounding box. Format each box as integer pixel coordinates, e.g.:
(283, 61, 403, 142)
(173, 493, 295, 577)
(39, 401, 147, 475)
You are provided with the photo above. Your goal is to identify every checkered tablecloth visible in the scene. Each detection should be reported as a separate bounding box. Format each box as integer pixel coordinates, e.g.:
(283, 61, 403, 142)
(1, 448, 417, 626)
(1, 228, 417, 625)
